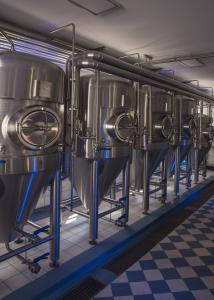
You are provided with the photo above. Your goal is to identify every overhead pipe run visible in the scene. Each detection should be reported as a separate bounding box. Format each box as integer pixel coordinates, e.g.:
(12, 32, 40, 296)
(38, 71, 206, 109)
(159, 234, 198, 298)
(75, 51, 214, 103)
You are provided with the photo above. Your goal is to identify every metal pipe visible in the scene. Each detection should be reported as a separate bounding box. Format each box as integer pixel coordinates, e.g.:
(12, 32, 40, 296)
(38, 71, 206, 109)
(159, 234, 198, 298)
(95, 70, 101, 144)
(110, 180, 116, 201)
(0, 20, 84, 53)
(194, 148, 199, 184)
(98, 206, 123, 218)
(161, 158, 167, 200)
(0, 236, 52, 263)
(70, 209, 90, 218)
(49, 170, 61, 267)
(122, 159, 130, 223)
(143, 150, 150, 214)
(174, 146, 181, 196)
(89, 159, 99, 244)
(75, 52, 214, 103)
(27, 220, 47, 231)
(186, 152, 192, 188)
(0, 28, 15, 51)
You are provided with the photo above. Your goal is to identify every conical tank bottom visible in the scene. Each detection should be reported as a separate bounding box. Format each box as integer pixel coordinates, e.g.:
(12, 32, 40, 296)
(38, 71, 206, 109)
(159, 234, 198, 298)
(73, 157, 128, 210)
(0, 171, 54, 242)
(198, 147, 210, 165)
(130, 148, 168, 191)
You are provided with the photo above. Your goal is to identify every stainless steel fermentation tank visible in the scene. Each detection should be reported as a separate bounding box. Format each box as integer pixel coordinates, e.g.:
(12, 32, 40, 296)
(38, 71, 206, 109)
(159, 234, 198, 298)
(0, 51, 64, 269)
(131, 85, 174, 213)
(193, 102, 214, 181)
(71, 72, 135, 243)
(175, 97, 197, 188)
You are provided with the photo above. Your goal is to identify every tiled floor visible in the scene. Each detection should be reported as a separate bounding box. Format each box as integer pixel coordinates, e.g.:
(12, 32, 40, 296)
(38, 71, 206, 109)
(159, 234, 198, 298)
(94, 198, 214, 300)
(0, 174, 209, 299)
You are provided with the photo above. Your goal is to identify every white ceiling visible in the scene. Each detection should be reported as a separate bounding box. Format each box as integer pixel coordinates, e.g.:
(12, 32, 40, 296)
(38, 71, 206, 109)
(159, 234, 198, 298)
(0, 0, 214, 91)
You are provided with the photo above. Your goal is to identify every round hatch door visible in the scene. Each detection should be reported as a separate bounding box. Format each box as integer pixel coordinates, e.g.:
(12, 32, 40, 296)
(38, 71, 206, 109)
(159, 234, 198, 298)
(18, 109, 60, 149)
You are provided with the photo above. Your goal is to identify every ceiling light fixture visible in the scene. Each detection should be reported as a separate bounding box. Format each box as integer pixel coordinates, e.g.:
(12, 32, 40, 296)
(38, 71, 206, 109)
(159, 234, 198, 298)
(179, 58, 204, 68)
(67, 0, 122, 16)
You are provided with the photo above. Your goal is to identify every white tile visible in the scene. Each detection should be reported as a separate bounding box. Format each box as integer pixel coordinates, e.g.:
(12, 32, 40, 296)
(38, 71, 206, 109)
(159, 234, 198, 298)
(4, 273, 29, 291)
(0, 282, 12, 299)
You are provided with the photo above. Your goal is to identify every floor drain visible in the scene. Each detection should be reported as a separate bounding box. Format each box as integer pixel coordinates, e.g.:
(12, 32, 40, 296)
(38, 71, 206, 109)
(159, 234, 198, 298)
(59, 277, 105, 300)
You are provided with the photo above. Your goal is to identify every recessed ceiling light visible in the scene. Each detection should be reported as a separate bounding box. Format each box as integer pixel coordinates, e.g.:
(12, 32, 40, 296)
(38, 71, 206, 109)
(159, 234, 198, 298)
(179, 59, 204, 68)
(67, 0, 122, 15)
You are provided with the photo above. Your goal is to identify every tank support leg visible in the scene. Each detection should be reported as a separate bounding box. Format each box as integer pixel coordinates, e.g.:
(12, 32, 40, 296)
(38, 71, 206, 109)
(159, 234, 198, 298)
(49, 170, 61, 268)
(70, 154, 74, 210)
(143, 150, 150, 214)
(89, 159, 99, 244)
(186, 153, 192, 189)
(174, 147, 180, 197)
(110, 180, 116, 201)
(194, 148, 199, 184)
(161, 158, 167, 202)
(202, 157, 207, 179)
(122, 159, 130, 224)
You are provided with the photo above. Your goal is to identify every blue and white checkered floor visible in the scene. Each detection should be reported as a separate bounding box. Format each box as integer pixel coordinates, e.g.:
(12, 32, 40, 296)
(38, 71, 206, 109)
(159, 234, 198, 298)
(94, 198, 214, 300)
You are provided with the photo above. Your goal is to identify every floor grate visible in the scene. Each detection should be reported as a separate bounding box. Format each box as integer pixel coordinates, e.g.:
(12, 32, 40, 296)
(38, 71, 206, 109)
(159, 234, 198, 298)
(59, 277, 105, 300)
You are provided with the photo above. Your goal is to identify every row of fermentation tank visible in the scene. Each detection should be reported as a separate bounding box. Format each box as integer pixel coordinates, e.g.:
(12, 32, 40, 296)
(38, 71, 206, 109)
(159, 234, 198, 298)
(0, 48, 213, 271)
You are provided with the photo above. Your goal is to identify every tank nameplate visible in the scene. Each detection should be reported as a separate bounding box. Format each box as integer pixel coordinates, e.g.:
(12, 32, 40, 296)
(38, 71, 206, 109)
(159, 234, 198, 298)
(33, 80, 53, 99)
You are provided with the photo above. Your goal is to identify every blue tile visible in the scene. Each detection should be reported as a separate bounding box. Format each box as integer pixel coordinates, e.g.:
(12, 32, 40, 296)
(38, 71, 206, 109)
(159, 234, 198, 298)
(171, 258, 188, 268)
(140, 260, 157, 270)
(189, 218, 199, 224)
(95, 297, 112, 300)
(194, 213, 204, 218)
(184, 277, 207, 290)
(207, 247, 214, 255)
(134, 295, 155, 300)
(173, 291, 195, 300)
(187, 241, 201, 248)
(183, 224, 194, 229)
(204, 222, 214, 227)
(126, 271, 146, 282)
(149, 280, 170, 293)
(150, 251, 168, 259)
(111, 283, 132, 296)
(200, 228, 213, 234)
(201, 256, 214, 265)
(176, 229, 189, 235)
(169, 236, 183, 243)
(179, 249, 196, 257)
(160, 268, 181, 280)
(194, 234, 207, 240)
(193, 266, 213, 277)
(160, 243, 176, 250)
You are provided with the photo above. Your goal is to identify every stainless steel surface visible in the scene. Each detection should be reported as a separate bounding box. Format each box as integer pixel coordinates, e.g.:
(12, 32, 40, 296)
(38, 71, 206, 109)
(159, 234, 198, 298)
(75, 52, 214, 103)
(131, 86, 173, 192)
(50, 170, 61, 266)
(179, 98, 197, 162)
(0, 51, 64, 242)
(72, 74, 135, 209)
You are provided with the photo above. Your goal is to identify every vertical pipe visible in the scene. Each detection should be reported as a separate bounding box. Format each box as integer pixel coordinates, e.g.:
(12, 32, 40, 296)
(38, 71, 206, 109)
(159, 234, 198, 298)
(70, 154, 74, 210)
(202, 157, 207, 178)
(49, 170, 61, 267)
(95, 71, 101, 144)
(174, 146, 180, 196)
(194, 148, 199, 184)
(110, 180, 116, 200)
(122, 159, 130, 223)
(143, 150, 150, 214)
(161, 158, 167, 201)
(186, 152, 192, 188)
(89, 159, 99, 244)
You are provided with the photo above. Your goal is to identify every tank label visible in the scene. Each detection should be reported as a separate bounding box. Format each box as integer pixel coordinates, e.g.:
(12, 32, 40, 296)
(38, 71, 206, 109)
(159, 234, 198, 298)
(33, 80, 53, 99)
